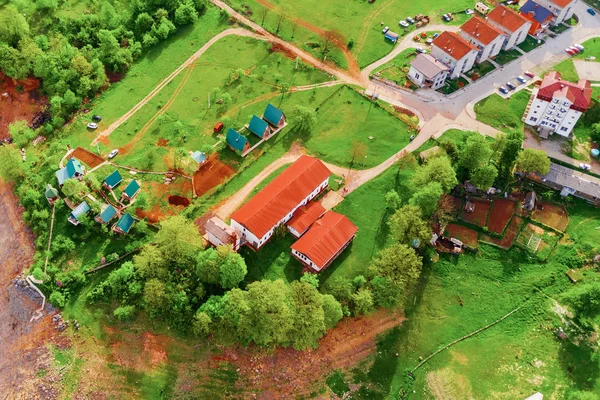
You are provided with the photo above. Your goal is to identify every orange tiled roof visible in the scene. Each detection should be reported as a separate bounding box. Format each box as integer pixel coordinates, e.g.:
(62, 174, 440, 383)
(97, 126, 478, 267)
(291, 211, 358, 270)
(488, 5, 530, 32)
(231, 156, 331, 239)
(460, 16, 505, 45)
(287, 201, 326, 236)
(432, 31, 478, 60)
(550, 0, 574, 8)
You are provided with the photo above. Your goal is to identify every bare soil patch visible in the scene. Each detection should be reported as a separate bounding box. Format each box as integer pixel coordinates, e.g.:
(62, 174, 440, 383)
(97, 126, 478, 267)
(487, 199, 516, 234)
(193, 154, 235, 196)
(0, 72, 47, 140)
(157, 137, 169, 147)
(481, 216, 523, 249)
(446, 223, 479, 248)
(461, 199, 491, 228)
(71, 147, 105, 168)
(107, 327, 172, 370)
(532, 203, 569, 232)
(168, 195, 191, 207)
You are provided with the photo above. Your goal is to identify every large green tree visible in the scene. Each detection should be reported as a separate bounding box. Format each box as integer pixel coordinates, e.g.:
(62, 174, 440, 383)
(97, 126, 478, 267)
(498, 130, 524, 176)
(368, 243, 423, 287)
(196, 246, 247, 289)
(154, 215, 203, 265)
(409, 181, 443, 217)
(470, 164, 498, 191)
(516, 149, 551, 175)
(388, 205, 432, 247)
(0, 6, 30, 46)
(412, 156, 457, 192)
(459, 135, 492, 174)
(291, 105, 317, 134)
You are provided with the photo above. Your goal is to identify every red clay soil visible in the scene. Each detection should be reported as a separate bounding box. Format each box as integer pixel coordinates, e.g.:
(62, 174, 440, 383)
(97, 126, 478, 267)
(168, 195, 190, 207)
(214, 308, 405, 397)
(487, 199, 516, 234)
(136, 179, 193, 223)
(461, 199, 491, 228)
(0, 72, 47, 140)
(270, 42, 297, 60)
(193, 154, 235, 196)
(446, 223, 479, 248)
(481, 216, 524, 249)
(71, 146, 105, 168)
(157, 138, 169, 147)
(532, 203, 569, 232)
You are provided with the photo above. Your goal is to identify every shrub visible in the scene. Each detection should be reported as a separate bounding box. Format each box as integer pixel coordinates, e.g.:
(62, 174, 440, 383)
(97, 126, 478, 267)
(49, 291, 66, 307)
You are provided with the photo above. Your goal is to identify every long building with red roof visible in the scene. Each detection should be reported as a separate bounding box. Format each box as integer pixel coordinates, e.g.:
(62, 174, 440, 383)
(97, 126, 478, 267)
(291, 211, 358, 272)
(523, 71, 592, 138)
(459, 16, 505, 63)
(430, 31, 479, 79)
(230, 155, 331, 250)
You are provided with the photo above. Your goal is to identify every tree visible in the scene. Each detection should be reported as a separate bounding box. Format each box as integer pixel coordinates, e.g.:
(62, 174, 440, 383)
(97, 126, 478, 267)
(385, 190, 401, 210)
(412, 156, 457, 192)
(274, 7, 287, 34)
(567, 391, 600, 400)
(498, 130, 523, 177)
(289, 281, 326, 350)
(470, 164, 498, 191)
(258, 7, 269, 25)
(290, 105, 317, 134)
(192, 311, 212, 337)
(300, 272, 319, 289)
(134, 245, 169, 280)
(563, 282, 600, 321)
(143, 278, 169, 318)
(49, 291, 66, 308)
(591, 122, 600, 142)
(61, 179, 89, 202)
(322, 294, 343, 329)
(370, 276, 401, 308)
(388, 205, 432, 247)
(352, 288, 374, 315)
(409, 181, 443, 217)
(196, 246, 247, 289)
(516, 149, 551, 175)
(0, 145, 26, 182)
(114, 305, 135, 320)
(459, 135, 492, 174)
(320, 30, 340, 59)
(9, 120, 36, 148)
(175, 1, 199, 25)
(368, 243, 423, 287)
(154, 215, 203, 265)
(0, 6, 30, 46)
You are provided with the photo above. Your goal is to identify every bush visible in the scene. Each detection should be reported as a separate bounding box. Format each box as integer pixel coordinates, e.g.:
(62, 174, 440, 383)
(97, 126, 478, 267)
(113, 305, 136, 321)
(49, 291, 66, 307)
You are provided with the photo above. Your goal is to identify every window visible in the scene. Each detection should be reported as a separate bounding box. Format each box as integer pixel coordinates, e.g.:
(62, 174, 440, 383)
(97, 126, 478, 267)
(561, 126, 568, 131)
(530, 117, 538, 122)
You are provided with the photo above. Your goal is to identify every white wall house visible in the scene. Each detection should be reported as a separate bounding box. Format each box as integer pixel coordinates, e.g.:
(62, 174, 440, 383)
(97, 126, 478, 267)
(408, 54, 449, 89)
(523, 71, 592, 138)
(487, 5, 532, 50)
(431, 31, 478, 79)
(459, 16, 505, 63)
(535, 0, 576, 24)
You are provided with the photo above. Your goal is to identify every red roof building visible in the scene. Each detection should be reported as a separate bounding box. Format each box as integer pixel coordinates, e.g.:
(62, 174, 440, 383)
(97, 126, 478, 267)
(537, 71, 592, 111)
(460, 16, 505, 45)
(230, 155, 331, 250)
(486, 6, 532, 50)
(287, 201, 326, 238)
(430, 31, 479, 79)
(291, 211, 358, 272)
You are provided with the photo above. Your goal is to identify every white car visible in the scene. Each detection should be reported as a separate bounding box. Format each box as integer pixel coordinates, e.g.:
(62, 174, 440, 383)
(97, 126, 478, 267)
(573, 43, 584, 51)
(108, 149, 119, 159)
(580, 163, 591, 171)
(466, 9, 474, 14)
(87, 122, 98, 130)
(399, 20, 409, 27)
(382, 26, 389, 34)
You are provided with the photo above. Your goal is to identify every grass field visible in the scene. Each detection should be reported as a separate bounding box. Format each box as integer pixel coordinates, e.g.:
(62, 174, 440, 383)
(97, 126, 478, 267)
(372, 48, 417, 86)
(495, 48, 522, 65)
(474, 90, 530, 132)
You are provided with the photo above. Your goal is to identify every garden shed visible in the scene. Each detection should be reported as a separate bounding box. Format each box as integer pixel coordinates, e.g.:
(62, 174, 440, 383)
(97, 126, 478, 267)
(121, 180, 141, 201)
(113, 213, 135, 234)
(103, 170, 123, 190)
(95, 204, 118, 224)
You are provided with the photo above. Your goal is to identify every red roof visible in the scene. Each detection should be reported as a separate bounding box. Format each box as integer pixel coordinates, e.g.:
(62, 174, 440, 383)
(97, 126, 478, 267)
(287, 201, 326, 236)
(291, 211, 358, 270)
(537, 71, 592, 111)
(487, 5, 529, 32)
(432, 31, 478, 60)
(231, 156, 331, 239)
(460, 16, 504, 45)
(550, 0, 573, 8)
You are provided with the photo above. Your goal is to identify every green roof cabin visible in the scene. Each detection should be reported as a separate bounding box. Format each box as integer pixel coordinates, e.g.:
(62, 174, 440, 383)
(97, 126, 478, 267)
(68, 201, 90, 226)
(103, 170, 123, 190)
(190, 151, 207, 164)
(121, 180, 141, 201)
(262, 104, 285, 127)
(113, 213, 135, 234)
(45, 184, 59, 205)
(95, 204, 118, 224)
(226, 128, 250, 154)
(247, 115, 271, 139)
(55, 158, 85, 186)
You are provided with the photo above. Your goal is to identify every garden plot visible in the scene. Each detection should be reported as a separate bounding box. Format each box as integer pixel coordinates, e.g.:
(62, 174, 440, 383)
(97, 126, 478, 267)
(481, 216, 524, 249)
(71, 147, 105, 169)
(461, 199, 491, 228)
(193, 154, 236, 196)
(515, 223, 560, 259)
(531, 203, 569, 232)
(445, 223, 478, 249)
(487, 199, 516, 234)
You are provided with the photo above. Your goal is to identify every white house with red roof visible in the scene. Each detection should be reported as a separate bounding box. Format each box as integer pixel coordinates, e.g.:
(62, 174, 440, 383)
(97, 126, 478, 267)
(459, 16, 506, 63)
(430, 31, 478, 79)
(523, 71, 592, 137)
(230, 156, 331, 250)
(291, 211, 358, 272)
(533, 0, 576, 24)
(486, 6, 532, 50)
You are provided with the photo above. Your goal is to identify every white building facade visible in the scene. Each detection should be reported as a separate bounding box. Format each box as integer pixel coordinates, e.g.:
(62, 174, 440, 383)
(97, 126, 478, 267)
(431, 32, 478, 79)
(459, 17, 505, 63)
(408, 54, 449, 89)
(487, 6, 532, 50)
(535, 0, 576, 24)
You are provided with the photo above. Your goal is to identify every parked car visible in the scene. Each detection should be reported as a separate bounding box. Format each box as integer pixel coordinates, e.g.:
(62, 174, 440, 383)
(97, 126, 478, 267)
(426, 38, 433, 45)
(565, 48, 576, 55)
(432, 32, 439, 38)
(517, 76, 527, 84)
(442, 14, 450, 21)
(573, 43, 584, 51)
(499, 87, 508, 95)
(570, 46, 581, 53)
(87, 122, 98, 130)
(382, 26, 389, 34)
(406, 17, 415, 24)
(92, 115, 102, 122)
(524, 71, 535, 79)
(416, 47, 426, 54)
(108, 149, 119, 159)
(506, 82, 516, 90)
(466, 8, 474, 14)
(580, 163, 592, 171)
(399, 20, 409, 27)
(214, 121, 224, 133)
(587, 8, 596, 16)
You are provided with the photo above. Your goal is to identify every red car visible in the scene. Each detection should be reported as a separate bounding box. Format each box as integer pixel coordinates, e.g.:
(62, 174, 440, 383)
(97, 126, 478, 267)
(524, 71, 535, 79)
(213, 122, 224, 133)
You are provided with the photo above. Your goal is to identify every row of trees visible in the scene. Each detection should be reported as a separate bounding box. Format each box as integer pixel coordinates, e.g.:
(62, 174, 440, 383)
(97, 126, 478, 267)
(0, 0, 208, 131)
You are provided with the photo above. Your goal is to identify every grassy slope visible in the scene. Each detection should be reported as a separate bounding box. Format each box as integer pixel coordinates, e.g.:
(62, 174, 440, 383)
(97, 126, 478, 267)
(474, 90, 530, 132)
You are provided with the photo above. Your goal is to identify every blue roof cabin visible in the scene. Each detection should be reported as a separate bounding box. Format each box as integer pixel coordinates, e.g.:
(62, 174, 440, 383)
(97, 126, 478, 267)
(248, 115, 271, 139)
(191, 151, 207, 164)
(68, 201, 90, 226)
(55, 158, 85, 186)
(113, 213, 135, 234)
(121, 180, 141, 201)
(226, 128, 250, 154)
(385, 31, 399, 43)
(103, 170, 123, 190)
(45, 184, 59, 205)
(262, 104, 285, 127)
(95, 204, 118, 224)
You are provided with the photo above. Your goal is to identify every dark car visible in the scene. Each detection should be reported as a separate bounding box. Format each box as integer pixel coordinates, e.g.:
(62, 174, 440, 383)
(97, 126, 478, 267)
(92, 115, 102, 122)
(506, 82, 516, 90)
(499, 87, 508, 95)
(587, 8, 596, 16)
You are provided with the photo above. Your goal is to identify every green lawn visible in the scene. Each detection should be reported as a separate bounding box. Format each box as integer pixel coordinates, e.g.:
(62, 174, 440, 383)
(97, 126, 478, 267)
(552, 59, 579, 82)
(372, 48, 417, 86)
(465, 60, 496, 80)
(438, 77, 469, 94)
(494, 48, 522, 65)
(518, 36, 544, 53)
(474, 90, 530, 132)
